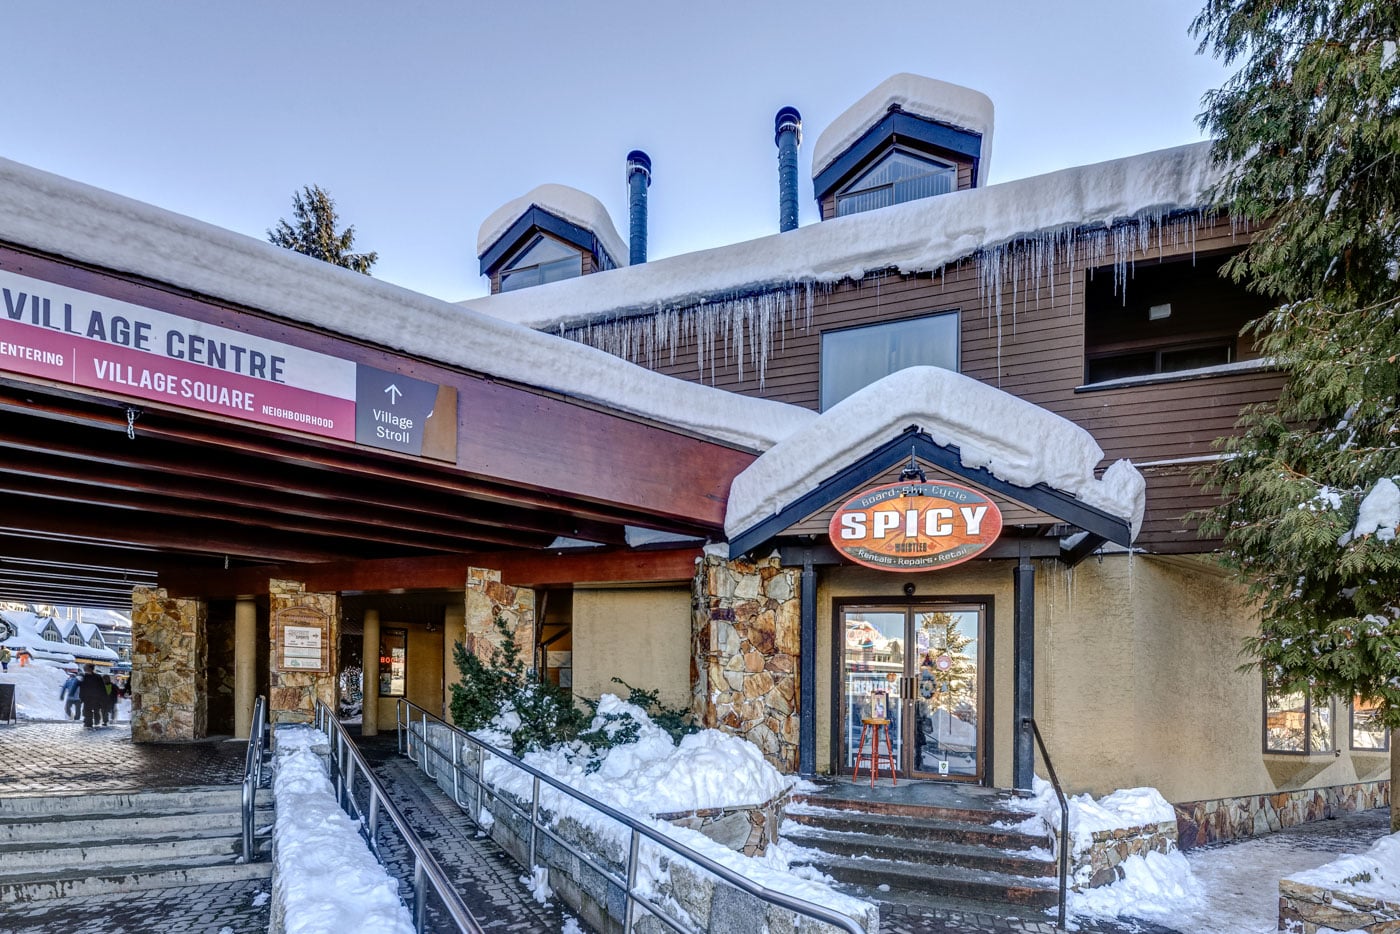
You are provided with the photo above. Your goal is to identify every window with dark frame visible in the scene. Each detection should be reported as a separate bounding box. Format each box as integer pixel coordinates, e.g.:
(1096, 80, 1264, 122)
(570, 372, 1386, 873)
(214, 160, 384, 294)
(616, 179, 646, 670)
(819, 311, 959, 411)
(500, 234, 584, 292)
(1264, 689, 1333, 754)
(378, 627, 407, 698)
(836, 148, 957, 217)
(1350, 696, 1390, 751)
(1082, 251, 1273, 385)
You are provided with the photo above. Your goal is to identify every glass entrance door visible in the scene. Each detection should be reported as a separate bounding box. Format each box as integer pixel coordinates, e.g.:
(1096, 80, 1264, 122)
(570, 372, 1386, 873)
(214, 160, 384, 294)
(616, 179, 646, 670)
(839, 604, 985, 782)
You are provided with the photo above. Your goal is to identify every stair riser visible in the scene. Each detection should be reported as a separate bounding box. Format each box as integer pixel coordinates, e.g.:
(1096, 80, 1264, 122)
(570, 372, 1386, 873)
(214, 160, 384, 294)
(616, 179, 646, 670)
(0, 862, 273, 904)
(1, 837, 241, 872)
(809, 860, 1059, 908)
(0, 789, 245, 818)
(790, 796, 1029, 826)
(785, 834, 1055, 877)
(787, 813, 1045, 850)
(0, 808, 274, 844)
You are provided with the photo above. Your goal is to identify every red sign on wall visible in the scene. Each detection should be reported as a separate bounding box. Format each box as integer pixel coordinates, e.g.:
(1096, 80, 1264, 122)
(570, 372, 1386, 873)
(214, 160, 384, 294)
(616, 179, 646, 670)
(829, 481, 1004, 572)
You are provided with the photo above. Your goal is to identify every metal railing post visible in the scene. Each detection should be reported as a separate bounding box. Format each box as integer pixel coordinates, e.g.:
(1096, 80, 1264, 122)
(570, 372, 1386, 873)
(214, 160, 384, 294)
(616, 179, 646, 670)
(528, 775, 541, 868)
(624, 828, 641, 931)
(451, 732, 460, 806)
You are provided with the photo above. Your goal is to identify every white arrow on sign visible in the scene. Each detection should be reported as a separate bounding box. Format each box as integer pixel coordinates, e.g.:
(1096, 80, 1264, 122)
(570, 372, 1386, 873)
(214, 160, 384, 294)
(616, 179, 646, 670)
(384, 384, 403, 404)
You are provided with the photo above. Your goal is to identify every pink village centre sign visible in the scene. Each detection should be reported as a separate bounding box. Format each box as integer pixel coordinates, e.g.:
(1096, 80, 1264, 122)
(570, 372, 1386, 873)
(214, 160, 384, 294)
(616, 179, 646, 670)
(0, 268, 456, 460)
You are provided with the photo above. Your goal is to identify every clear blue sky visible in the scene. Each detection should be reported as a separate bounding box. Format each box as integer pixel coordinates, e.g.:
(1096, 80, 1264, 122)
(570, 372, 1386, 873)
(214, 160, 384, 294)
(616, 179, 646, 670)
(4, 1, 1230, 302)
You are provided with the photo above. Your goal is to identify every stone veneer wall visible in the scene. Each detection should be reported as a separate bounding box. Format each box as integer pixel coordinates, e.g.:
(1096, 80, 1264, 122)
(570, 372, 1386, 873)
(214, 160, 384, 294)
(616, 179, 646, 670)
(1174, 780, 1389, 850)
(464, 567, 535, 665)
(1280, 876, 1400, 933)
(692, 554, 800, 772)
(130, 587, 207, 742)
(653, 790, 789, 858)
(1073, 821, 1180, 889)
(268, 579, 338, 725)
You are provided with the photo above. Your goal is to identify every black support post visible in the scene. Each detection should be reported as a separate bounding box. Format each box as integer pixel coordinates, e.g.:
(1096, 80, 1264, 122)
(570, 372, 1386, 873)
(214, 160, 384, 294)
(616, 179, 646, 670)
(1013, 542, 1036, 792)
(799, 549, 817, 776)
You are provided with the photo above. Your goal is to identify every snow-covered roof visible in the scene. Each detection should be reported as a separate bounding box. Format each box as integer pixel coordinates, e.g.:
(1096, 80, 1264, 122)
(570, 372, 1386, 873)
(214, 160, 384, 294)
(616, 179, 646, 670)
(464, 142, 1219, 332)
(810, 74, 995, 186)
(477, 183, 629, 269)
(0, 611, 117, 662)
(0, 157, 807, 451)
(723, 367, 1146, 543)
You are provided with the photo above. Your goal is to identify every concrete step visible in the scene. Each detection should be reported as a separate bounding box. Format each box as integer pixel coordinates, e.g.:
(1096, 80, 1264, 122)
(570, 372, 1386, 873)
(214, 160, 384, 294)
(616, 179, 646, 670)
(0, 826, 251, 872)
(793, 853, 1059, 908)
(782, 825, 1056, 877)
(785, 804, 1048, 850)
(0, 856, 273, 904)
(790, 791, 1031, 827)
(0, 803, 274, 844)
(0, 785, 249, 819)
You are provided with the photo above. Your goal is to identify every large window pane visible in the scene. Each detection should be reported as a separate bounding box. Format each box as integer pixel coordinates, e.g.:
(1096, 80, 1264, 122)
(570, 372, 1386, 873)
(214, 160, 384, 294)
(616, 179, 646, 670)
(1351, 697, 1390, 750)
(836, 149, 957, 217)
(820, 312, 958, 410)
(1265, 691, 1307, 752)
(379, 628, 407, 698)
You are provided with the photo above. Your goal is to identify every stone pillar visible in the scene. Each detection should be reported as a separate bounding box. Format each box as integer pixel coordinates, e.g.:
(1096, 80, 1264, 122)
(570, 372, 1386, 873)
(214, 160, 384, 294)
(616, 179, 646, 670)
(268, 579, 339, 726)
(443, 603, 465, 720)
(233, 596, 257, 739)
(362, 608, 380, 736)
(692, 554, 800, 772)
(130, 587, 207, 742)
(464, 567, 534, 668)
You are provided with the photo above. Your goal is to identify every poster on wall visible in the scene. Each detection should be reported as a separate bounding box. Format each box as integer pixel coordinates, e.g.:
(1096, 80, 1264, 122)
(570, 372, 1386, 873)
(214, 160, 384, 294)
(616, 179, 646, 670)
(274, 605, 329, 672)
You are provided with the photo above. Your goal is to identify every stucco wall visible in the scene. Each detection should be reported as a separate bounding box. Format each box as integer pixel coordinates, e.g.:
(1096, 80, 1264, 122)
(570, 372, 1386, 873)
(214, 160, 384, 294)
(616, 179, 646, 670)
(572, 587, 691, 708)
(814, 554, 1389, 803)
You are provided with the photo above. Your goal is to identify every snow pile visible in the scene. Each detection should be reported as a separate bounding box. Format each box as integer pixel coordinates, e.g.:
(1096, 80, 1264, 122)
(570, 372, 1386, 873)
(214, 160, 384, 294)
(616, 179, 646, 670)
(1287, 832, 1400, 904)
(0, 156, 810, 452)
(476, 183, 628, 269)
(1341, 477, 1400, 545)
(471, 695, 871, 925)
(811, 73, 995, 185)
(723, 367, 1145, 542)
(0, 658, 77, 720)
(1009, 777, 1199, 923)
(272, 726, 414, 934)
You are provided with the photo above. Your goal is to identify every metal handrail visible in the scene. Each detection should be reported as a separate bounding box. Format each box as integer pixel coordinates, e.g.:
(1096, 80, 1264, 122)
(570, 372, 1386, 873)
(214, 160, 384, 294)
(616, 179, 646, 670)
(240, 695, 268, 863)
(396, 698, 866, 934)
(313, 701, 486, 934)
(1024, 716, 1069, 930)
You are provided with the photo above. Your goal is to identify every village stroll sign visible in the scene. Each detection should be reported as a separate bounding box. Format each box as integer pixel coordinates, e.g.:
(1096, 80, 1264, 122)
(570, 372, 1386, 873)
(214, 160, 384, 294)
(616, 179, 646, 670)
(829, 481, 1004, 571)
(0, 268, 456, 461)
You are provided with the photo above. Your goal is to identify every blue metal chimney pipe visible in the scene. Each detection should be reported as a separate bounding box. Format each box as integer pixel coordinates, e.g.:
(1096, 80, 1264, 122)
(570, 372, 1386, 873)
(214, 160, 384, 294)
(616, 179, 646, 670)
(626, 150, 651, 265)
(775, 106, 802, 233)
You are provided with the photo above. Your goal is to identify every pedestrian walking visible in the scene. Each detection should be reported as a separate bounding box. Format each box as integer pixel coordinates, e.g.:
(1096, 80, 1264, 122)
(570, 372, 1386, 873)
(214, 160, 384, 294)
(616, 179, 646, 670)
(60, 670, 82, 720)
(0, 645, 10, 671)
(101, 674, 117, 726)
(78, 663, 107, 728)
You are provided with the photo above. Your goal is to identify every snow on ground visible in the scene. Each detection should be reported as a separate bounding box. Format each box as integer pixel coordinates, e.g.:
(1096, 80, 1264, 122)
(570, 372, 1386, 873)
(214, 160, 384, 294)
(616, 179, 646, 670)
(1288, 831, 1400, 906)
(0, 657, 130, 722)
(473, 694, 873, 925)
(722, 366, 1145, 542)
(271, 725, 415, 934)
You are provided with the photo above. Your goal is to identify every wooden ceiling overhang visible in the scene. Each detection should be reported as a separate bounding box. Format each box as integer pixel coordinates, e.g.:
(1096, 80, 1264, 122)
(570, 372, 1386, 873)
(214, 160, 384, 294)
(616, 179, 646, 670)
(726, 427, 1133, 567)
(0, 243, 752, 607)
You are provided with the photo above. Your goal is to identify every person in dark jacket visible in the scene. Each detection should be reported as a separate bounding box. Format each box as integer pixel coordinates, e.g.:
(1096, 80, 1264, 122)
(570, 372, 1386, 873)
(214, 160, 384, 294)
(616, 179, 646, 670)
(60, 671, 82, 720)
(100, 674, 117, 726)
(78, 664, 107, 728)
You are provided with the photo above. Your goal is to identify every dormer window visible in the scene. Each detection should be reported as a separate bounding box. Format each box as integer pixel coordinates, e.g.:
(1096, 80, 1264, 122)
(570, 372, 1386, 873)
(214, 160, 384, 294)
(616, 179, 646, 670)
(836, 148, 957, 217)
(499, 235, 584, 293)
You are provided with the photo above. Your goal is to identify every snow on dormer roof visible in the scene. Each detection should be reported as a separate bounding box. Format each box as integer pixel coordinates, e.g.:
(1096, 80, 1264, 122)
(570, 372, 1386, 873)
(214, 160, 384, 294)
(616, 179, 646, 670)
(811, 73, 995, 186)
(477, 183, 628, 269)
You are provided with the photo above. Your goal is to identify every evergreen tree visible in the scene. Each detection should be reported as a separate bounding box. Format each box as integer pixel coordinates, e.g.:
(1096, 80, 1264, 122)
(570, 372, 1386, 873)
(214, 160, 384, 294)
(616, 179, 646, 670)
(1192, 0, 1400, 750)
(267, 184, 378, 274)
(919, 611, 977, 714)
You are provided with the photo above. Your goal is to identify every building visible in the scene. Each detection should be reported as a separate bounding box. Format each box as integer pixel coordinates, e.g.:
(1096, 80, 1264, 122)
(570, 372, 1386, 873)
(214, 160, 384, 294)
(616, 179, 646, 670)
(0, 73, 1382, 848)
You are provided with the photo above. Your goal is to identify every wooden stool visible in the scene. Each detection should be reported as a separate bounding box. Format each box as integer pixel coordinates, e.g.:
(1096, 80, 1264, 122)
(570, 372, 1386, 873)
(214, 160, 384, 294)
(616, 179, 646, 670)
(852, 717, 897, 786)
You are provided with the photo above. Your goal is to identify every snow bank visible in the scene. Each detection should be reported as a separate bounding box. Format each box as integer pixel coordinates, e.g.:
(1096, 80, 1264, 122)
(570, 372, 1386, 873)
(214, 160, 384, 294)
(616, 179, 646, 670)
(0, 156, 810, 452)
(810, 73, 995, 185)
(1067, 849, 1202, 922)
(466, 142, 1218, 332)
(723, 367, 1145, 542)
(1287, 832, 1400, 903)
(1010, 777, 1177, 857)
(272, 727, 414, 934)
(476, 183, 628, 269)
(0, 659, 77, 720)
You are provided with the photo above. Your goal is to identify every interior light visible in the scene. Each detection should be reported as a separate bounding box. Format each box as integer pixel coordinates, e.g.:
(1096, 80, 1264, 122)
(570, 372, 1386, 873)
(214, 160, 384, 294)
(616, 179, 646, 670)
(1148, 303, 1172, 321)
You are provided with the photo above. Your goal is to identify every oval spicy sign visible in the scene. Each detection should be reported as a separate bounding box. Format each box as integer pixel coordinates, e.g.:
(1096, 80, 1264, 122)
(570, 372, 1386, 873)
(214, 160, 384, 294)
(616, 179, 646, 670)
(828, 481, 1004, 572)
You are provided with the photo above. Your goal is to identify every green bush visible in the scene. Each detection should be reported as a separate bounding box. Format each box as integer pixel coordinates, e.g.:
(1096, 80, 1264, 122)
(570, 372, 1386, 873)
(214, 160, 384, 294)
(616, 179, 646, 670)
(572, 678, 698, 773)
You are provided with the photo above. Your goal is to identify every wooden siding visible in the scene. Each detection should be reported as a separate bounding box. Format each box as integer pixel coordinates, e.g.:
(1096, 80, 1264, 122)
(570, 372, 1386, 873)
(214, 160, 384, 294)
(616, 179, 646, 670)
(626, 216, 1278, 554)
